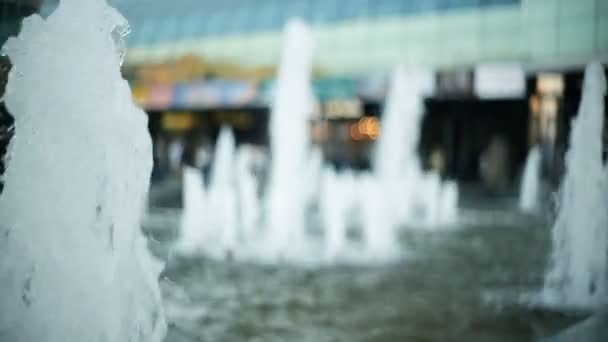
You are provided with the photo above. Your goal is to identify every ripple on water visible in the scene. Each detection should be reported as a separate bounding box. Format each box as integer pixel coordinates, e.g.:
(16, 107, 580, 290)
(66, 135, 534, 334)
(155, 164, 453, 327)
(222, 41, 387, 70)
(156, 217, 580, 342)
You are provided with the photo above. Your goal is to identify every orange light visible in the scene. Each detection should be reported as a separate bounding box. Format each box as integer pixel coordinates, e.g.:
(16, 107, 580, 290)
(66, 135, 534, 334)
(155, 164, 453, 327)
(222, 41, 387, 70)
(356, 116, 380, 140)
(367, 117, 379, 134)
(350, 123, 362, 141)
(358, 117, 367, 135)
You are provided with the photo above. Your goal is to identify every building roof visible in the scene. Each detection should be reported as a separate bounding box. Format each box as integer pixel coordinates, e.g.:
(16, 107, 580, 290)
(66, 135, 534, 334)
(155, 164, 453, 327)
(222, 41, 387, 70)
(111, 0, 518, 47)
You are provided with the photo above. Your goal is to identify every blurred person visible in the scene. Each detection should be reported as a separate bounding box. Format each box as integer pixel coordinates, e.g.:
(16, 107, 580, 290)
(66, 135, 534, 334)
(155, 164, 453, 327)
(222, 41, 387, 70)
(152, 135, 168, 182)
(430, 146, 446, 176)
(479, 135, 511, 193)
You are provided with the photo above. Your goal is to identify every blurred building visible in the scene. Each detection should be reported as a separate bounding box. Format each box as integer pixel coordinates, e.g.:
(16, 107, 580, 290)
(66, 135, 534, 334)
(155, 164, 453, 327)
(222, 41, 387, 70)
(1, 0, 607, 188)
(111, 0, 606, 74)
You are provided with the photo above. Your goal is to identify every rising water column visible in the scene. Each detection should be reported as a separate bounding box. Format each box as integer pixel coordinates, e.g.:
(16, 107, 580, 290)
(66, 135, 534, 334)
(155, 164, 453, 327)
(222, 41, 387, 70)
(373, 67, 425, 229)
(175, 166, 207, 255)
(543, 62, 608, 309)
(266, 19, 315, 259)
(519, 146, 541, 212)
(0, 0, 166, 341)
(208, 126, 238, 256)
(374, 67, 457, 227)
(236, 145, 261, 239)
(320, 167, 347, 261)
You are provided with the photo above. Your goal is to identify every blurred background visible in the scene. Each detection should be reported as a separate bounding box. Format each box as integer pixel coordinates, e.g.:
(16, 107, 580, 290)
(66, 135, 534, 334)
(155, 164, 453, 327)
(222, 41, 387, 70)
(1, 1, 608, 341)
(1, 0, 607, 200)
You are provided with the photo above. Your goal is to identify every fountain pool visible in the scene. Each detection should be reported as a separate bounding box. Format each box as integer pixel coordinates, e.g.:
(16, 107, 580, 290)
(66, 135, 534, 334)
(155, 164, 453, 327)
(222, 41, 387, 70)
(146, 209, 583, 342)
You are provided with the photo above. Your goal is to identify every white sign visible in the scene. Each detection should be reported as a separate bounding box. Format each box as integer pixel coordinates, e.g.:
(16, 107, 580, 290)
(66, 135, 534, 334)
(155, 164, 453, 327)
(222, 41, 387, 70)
(474, 63, 526, 99)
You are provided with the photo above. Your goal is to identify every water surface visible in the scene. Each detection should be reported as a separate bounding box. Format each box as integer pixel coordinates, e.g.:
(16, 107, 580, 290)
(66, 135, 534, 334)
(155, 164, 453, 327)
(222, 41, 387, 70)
(146, 211, 583, 342)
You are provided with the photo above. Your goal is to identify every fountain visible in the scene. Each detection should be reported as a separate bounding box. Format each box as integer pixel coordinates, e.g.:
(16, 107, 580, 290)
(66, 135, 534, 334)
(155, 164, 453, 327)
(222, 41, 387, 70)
(173, 20, 318, 264)
(236, 145, 261, 239)
(265, 18, 315, 260)
(207, 126, 238, 258)
(305, 147, 323, 214)
(519, 146, 542, 213)
(320, 167, 348, 261)
(359, 174, 401, 261)
(175, 166, 207, 255)
(373, 67, 459, 228)
(439, 181, 459, 224)
(542, 61, 608, 309)
(374, 68, 426, 181)
(0, 0, 166, 340)
(173, 23, 461, 266)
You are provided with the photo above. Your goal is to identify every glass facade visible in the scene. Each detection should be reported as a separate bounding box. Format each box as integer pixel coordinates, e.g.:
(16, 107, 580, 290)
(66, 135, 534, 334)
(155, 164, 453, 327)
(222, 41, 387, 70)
(110, 0, 520, 45)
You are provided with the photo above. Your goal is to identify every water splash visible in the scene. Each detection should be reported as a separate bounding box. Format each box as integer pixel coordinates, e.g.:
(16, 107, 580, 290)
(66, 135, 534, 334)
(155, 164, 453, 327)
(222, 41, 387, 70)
(320, 167, 355, 261)
(374, 67, 459, 228)
(236, 145, 261, 239)
(173, 24, 460, 267)
(305, 147, 323, 214)
(439, 181, 459, 224)
(0, 0, 166, 340)
(542, 61, 608, 309)
(359, 174, 400, 261)
(266, 18, 315, 260)
(519, 146, 541, 213)
(207, 126, 238, 257)
(174, 166, 207, 255)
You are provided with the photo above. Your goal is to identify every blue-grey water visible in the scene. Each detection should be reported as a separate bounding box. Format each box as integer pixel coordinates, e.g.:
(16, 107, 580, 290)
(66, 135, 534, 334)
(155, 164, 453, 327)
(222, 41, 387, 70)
(144, 210, 584, 342)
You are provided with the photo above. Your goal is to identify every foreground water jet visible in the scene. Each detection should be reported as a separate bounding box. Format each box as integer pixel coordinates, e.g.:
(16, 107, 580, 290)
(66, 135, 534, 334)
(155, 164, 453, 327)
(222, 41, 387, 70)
(266, 19, 315, 259)
(542, 62, 608, 309)
(519, 146, 541, 213)
(0, 0, 166, 340)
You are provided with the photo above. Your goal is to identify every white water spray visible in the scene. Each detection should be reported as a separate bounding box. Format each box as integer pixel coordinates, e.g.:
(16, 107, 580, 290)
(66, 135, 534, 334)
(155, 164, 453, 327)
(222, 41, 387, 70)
(374, 67, 459, 228)
(542, 62, 608, 309)
(0, 0, 166, 340)
(438, 181, 459, 224)
(175, 166, 207, 255)
(359, 174, 400, 261)
(172, 26, 462, 266)
(305, 147, 323, 211)
(236, 145, 261, 239)
(266, 19, 315, 259)
(320, 167, 348, 261)
(519, 146, 542, 213)
(208, 126, 238, 257)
